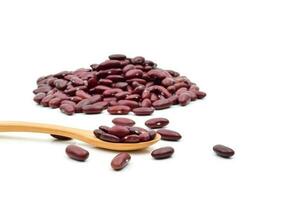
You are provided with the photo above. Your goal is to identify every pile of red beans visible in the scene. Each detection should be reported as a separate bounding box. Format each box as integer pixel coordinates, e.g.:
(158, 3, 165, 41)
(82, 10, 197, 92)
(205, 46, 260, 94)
(33, 54, 206, 115)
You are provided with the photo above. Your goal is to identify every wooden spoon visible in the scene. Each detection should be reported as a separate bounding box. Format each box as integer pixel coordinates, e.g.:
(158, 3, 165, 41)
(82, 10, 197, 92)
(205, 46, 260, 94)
(0, 121, 160, 151)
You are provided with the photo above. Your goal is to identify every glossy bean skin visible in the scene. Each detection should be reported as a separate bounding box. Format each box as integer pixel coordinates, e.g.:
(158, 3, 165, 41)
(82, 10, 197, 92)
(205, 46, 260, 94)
(112, 118, 135, 126)
(157, 129, 182, 141)
(151, 147, 174, 159)
(65, 145, 89, 161)
(60, 104, 75, 115)
(107, 105, 131, 115)
(111, 153, 131, 171)
(122, 134, 140, 143)
(152, 99, 172, 110)
(145, 118, 169, 129)
(82, 104, 104, 114)
(132, 107, 154, 116)
(213, 145, 235, 158)
(99, 132, 121, 143)
(108, 126, 130, 138)
(50, 134, 72, 140)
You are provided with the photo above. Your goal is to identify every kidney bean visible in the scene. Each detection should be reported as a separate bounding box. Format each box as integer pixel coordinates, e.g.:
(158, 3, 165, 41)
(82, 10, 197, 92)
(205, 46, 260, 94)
(33, 86, 52, 94)
(194, 90, 206, 99)
(133, 85, 145, 94)
(122, 134, 140, 143)
(178, 93, 191, 106)
(176, 87, 188, 95)
(125, 94, 140, 101)
(112, 118, 135, 126)
(94, 101, 109, 108)
(49, 97, 62, 108)
(61, 100, 76, 107)
(65, 145, 89, 161)
(54, 79, 68, 90)
(138, 131, 151, 142)
(76, 90, 91, 99)
(127, 78, 147, 85)
(118, 100, 139, 109)
(115, 91, 130, 100)
(82, 103, 104, 114)
(166, 70, 180, 77)
(141, 98, 152, 107)
(87, 95, 102, 104)
(50, 134, 72, 140)
(114, 82, 128, 90)
(93, 129, 105, 138)
(109, 54, 127, 60)
(152, 99, 172, 110)
(95, 60, 122, 71)
(145, 118, 169, 129)
(41, 95, 55, 107)
(60, 104, 75, 115)
(111, 152, 131, 171)
(132, 107, 154, 116)
(167, 95, 178, 105)
(100, 132, 121, 143)
(131, 56, 145, 65)
(128, 127, 148, 135)
(150, 93, 159, 102)
(125, 69, 144, 79)
(65, 75, 85, 86)
(33, 93, 46, 104)
(148, 130, 157, 140)
(184, 91, 197, 101)
(75, 99, 91, 113)
(162, 77, 175, 87)
(157, 129, 182, 141)
(106, 75, 125, 82)
(151, 147, 174, 159)
(108, 126, 130, 138)
(98, 79, 113, 86)
(103, 97, 118, 103)
(103, 88, 123, 97)
(107, 105, 131, 115)
(99, 125, 110, 133)
(147, 69, 169, 80)
(213, 145, 235, 158)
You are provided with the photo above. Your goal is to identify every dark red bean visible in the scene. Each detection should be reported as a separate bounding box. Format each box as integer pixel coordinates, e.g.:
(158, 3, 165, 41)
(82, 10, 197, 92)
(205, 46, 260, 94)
(106, 75, 125, 82)
(125, 69, 144, 79)
(99, 125, 110, 133)
(115, 91, 130, 100)
(145, 118, 169, 129)
(128, 127, 148, 135)
(76, 90, 92, 99)
(161, 77, 175, 87)
(152, 99, 172, 110)
(54, 79, 68, 90)
(114, 82, 128, 90)
(157, 129, 182, 141)
(65, 145, 89, 161)
(82, 103, 104, 114)
(108, 126, 130, 138)
(75, 99, 90, 113)
(94, 60, 122, 71)
(60, 104, 75, 115)
(100, 132, 121, 143)
(98, 79, 113, 86)
(112, 118, 135, 126)
(50, 134, 72, 140)
(61, 100, 76, 107)
(109, 54, 127, 60)
(213, 145, 235, 158)
(103, 88, 123, 97)
(151, 147, 174, 159)
(148, 130, 157, 140)
(49, 98, 62, 108)
(107, 105, 131, 115)
(93, 129, 106, 138)
(167, 95, 178, 105)
(33, 93, 46, 104)
(178, 93, 191, 106)
(139, 131, 151, 142)
(111, 152, 131, 171)
(122, 134, 140, 143)
(118, 100, 139, 108)
(132, 107, 154, 116)
(41, 95, 55, 107)
(125, 94, 140, 101)
(141, 98, 152, 107)
(131, 56, 145, 65)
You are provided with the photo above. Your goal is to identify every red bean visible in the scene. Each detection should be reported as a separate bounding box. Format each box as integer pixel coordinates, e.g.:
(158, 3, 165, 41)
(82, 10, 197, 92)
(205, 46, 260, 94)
(157, 129, 182, 141)
(132, 107, 154, 116)
(65, 145, 89, 161)
(151, 147, 174, 159)
(107, 105, 131, 115)
(33, 93, 46, 104)
(152, 99, 172, 110)
(108, 126, 130, 138)
(100, 132, 121, 143)
(109, 54, 127, 60)
(111, 152, 131, 171)
(118, 100, 139, 108)
(178, 93, 191, 106)
(60, 104, 75, 115)
(213, 145, 235, 158)
(122, 134, 140, 143)
(128, 127, 148, 135)
(112, 118, 135, 126)
(82, 103, 104, 114)
(145, 118, 169, 129)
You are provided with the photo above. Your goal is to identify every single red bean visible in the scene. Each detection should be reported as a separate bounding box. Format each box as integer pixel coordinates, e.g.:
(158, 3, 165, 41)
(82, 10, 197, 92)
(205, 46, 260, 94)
(138, 131, 151, 142)
(50, 134, 72, 140)
(128, 127, 148, 135)
(132, 107, 154, 116)
(148, 130, 157, 140)
(99, 125, 110, 133)
(106, 75, 125, 82)
(112, 118, 135, 126)
(82, 103, 104, 114)
(125, 94, 140, 101)
(93, 60, 122, 71)
(75, 99, 90, 113)
(99, 132, 121, 143)
(61, 100, 76, 107)
(118, 100, 139, 108)
(152, 99, 172, 110)
(151, 147, 174, 159)
(40, 95, 55, 107)
(161, 77, 175, 87)
(122, 134, 140, 143)
(213, 145, 235, 158)
(108, 126, 130, 138)
(98, 79, 113, 86)
(131, 56, 145, 65)
(76, 90, 92, 99)
(145, 118, 169, 129)
(178, 93, 191, 106)
(65, 145, 89, 161)
(125, 69, 144, 79)
(167, 95, 178, 105)
(111, 152, 131, 171)
(54, 79, 68, 90)
(33, 93, 46, 104)
(93, 129, 106, 139)
(60, 104, 75, 115)
(157, 129, 182, 141)
(141, 98, 152, 107)
(114, 82, 128, 90)
(115, 91, 130, 100)
(103, 88, 123, 97)
(109, 54, 127, 60)
(107, 105, 131, 115)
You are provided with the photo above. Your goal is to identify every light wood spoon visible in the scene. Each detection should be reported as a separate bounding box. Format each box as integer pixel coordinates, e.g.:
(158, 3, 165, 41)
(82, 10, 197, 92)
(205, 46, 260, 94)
(0, 121, 161, 151)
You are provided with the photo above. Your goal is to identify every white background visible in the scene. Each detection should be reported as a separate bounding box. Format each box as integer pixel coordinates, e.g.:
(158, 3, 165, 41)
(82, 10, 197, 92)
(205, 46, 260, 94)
(0, 0, 299, 199)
